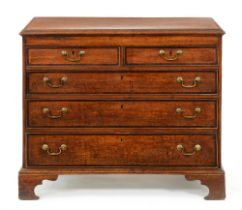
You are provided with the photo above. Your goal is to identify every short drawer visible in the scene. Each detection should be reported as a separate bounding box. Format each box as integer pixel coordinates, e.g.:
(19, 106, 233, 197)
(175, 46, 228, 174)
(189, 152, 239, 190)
(28, 101, 216, 127)
(126, 47, 217, 65)
(27, 134, 216, 166)
(28, 47, 119, 65)
(28, 72, 217, 94)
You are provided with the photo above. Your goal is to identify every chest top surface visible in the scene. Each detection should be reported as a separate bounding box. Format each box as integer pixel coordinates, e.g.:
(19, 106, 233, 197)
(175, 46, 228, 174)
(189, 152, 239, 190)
(20, 17, 224, 35)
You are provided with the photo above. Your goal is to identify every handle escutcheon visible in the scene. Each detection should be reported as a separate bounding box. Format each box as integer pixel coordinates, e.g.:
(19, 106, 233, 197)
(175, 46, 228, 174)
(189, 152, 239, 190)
(176, 76, 201, 88)
(159, 49, 183, 61)
(41, 144, 67, 156)
(61, 50, 85, 62)
(176, 144, 202, 156)
(176, 107, 201, 119)
(43, 76, 67, 88)
(42, 107, 68, 119)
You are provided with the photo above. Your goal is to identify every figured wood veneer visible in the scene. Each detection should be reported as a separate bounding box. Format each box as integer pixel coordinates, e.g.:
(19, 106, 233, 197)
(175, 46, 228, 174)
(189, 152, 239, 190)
(28, 101, 217, 127)
(28, 48, 119, 65)
(28, 72, 217, 94)
(19, 17, 225, 200)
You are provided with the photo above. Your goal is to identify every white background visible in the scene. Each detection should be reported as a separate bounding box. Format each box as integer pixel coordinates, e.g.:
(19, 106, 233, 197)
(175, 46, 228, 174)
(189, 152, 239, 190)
(0, 0, 241, 209)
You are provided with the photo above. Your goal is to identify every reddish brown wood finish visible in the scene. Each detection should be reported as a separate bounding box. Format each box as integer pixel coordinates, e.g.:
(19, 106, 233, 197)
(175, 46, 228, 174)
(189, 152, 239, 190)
(28, 101, 216, 127)
(28, 48, 118, 65)
(19, 170, 58, 200)
(28, 72, 217, 94)
(18, 168, 225, 200)
(185, 172, 226, 200)
(28, 134, 216, 166)
(20, 17, 225, 200)
(20, 17, 224, 35)
(126, 47, 217, 65)
(25, 35, 219, 47)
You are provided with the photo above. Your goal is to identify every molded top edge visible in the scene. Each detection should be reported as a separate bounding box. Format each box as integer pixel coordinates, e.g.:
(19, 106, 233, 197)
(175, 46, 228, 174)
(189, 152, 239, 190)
(20, 17, 225, 35)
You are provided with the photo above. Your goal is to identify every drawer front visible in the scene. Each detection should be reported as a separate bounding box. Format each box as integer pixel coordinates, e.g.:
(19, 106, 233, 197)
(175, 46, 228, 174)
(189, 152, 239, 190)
(126, 47, 217, 65)
(28, 101, 216, 127)
(28, 72, 217, 94)
(28, 48, 119, 65)
(28, 134, 216, 166)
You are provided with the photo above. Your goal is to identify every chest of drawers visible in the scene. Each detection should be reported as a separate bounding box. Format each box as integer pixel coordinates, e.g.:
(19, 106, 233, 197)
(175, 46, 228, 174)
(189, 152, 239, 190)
(19, 17, 225, 200)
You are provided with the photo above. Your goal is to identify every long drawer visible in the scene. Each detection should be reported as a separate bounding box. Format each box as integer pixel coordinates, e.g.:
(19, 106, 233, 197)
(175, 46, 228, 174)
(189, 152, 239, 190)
(28, 134, 216, 166)
(28, 101, 216, 127)
(28, 72, 217, 94)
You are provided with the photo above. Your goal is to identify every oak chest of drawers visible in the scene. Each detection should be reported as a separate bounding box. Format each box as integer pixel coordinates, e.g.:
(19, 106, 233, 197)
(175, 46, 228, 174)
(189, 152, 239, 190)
(19, 17, 225, 200)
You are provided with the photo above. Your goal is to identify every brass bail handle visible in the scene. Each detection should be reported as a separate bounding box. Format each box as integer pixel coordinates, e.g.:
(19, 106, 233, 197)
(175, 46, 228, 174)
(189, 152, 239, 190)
(61, 50, 85, 62)
(176, 76, 201, 88)
(159, 49, 183, 61)
(43, 76, 68, 88)
(176, 144, 202, 156)
(176, 107, 201, 119)
(42, 107, 68, 119)
(41, 144, 67, 156)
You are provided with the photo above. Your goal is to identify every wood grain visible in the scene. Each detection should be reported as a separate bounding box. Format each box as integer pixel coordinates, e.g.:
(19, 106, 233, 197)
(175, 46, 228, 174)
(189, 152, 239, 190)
(28, 72, 217, 94)
(28, 48, 118, 65)
(185, 172, 225, 200)
(21, 17, 224, 35)
(126, 47, 217, 65)
(25, 35, 219, 47)
(20, 17, 225, 200)
(28, 100, 216, 127)
(18, 168, 225, 200)
(19, 169, 58, 200)
(28, 134, 216, 166)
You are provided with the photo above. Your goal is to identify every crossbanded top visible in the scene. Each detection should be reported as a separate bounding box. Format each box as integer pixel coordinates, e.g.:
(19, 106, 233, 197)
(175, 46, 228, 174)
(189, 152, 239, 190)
(21, 17, 224, 35)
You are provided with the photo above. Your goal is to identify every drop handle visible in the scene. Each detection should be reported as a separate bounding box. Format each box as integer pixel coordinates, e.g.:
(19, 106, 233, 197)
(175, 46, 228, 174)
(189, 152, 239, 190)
(176, 144, 202, 156)
(176, 76, 201, 88)
(42, 107, 68, 119)
(61, 50, 85, 62)
(41, 144, 67, 156)
(43, 76, 67, 88)
(176, 107, 201, 119)
(159, 49, 183, 61)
